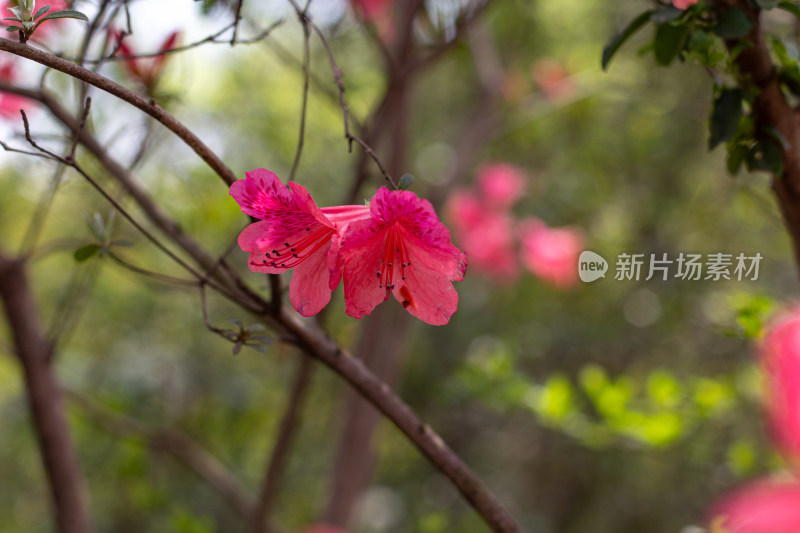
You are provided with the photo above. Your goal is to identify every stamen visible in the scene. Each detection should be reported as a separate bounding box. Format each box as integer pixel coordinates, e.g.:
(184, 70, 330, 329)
(250, 225, 334, 270)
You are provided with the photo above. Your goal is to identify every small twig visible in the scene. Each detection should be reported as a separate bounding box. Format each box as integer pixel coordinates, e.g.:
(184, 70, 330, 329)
(231, 0, 244, 45)
(68, 97, 91, 160)
(269, 274, 282, 315)
(304, 17, 398, 189)
(287, 6, 311, 182)
(107, 251, 200, 286)
(77, 19, 284, 64)
(0, 37, 238, 186)
(9, 109, 211, 285)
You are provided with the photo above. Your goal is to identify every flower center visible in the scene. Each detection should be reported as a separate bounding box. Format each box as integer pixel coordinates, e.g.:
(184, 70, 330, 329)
(252, 225, 334, 269)
(377, 223, 411, 295)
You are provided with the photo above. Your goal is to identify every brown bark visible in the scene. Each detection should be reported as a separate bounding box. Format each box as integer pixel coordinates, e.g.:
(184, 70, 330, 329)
(324, 304, 413, 527)
(0, 252, 93, 533)
(717, 2, 800, 273)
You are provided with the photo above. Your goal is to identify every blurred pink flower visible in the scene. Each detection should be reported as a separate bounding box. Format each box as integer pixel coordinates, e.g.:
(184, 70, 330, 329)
(760, 309, 800, 465)
(351, 0, 393, 20)
(112, 28, 181, 92)
(531, 59, 575, 102)
(340, 187, 466, 325)
(230, 169, 370, 317)
(446, 190, 520, 283)
(518, 218, 583, 289)
(477, 163, 527, 210)
(673, 0, 698, 9)
(708, 479, 800, 533)
(0, 58, 34, 119)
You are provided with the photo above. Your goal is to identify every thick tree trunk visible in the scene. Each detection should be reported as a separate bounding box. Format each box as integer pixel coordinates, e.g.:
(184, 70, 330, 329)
(0, 252, 93, 533)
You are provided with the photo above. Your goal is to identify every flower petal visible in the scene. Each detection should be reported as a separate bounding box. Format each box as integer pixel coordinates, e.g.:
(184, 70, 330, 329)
(289, 240, 335, 316)
(391, 248, 459, 326)
(709, 479, 800, 533)
(341, 219, 390, 319)
(230, 169, 292, 220)
(370, 187, 466, 280)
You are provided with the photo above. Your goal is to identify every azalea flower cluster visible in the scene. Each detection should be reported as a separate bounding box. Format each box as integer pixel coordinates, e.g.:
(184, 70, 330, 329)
(230, 169, 466, 326)
(708, 309, 800, 532)
(446, 163, 583, 288)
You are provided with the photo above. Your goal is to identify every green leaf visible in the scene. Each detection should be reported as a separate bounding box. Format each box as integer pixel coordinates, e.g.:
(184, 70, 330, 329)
(726, 144, 748, 175)
(654, 23, 690, 66)
(778, 1, 800, 17)
(708, 88, 743, 150)
(32, 4, 49, 19)
(714, 8, 753, 40)
(226, 317, 243, 329)
(602, 10, 654, 71)
(756, 0, 780, 8)
(8, 6, 22, 19)
(651, 7, 683, 25)
(110, 240, 134, 248)
(74, 244, 101, 262)
(2, 17, 21, 21)
(5, 25, 21, 31)
(746, 139, 784, 176)
(779, 66, 800, 95)
(32, 9, 88, 31)
(764, 125, 789, 150)
(398, 173, 414, 190)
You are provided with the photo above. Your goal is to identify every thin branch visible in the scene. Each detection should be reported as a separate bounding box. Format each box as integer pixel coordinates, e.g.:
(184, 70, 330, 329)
(287, 7, 311, 182)
(0, 37, 238, 186)
(66, 390, 254, 518)
(78, 18, 284, 64)
(277, 310, 522, 532)
(13, 108, 206, 281)
(231, 0, 244, 45)
(106, 251, 201, 286)
(303, 17, 398, 189)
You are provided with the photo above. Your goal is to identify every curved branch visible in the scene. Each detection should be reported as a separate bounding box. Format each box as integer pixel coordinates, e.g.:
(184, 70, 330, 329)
(277, 310, 522, 533)
(0, 37, 238, 186)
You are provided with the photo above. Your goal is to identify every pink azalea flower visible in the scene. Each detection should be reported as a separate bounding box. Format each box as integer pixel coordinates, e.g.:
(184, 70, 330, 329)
(673, 0, 698, 9)
(340, 187, 466, 326)
(446, 190, 519, 283)
(708, 479, 800, 533)
(518, 218, 583, 289)
(760, 309, 800, 465)
(230, 169, 369, 317)
(476, 163, 527, 210)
